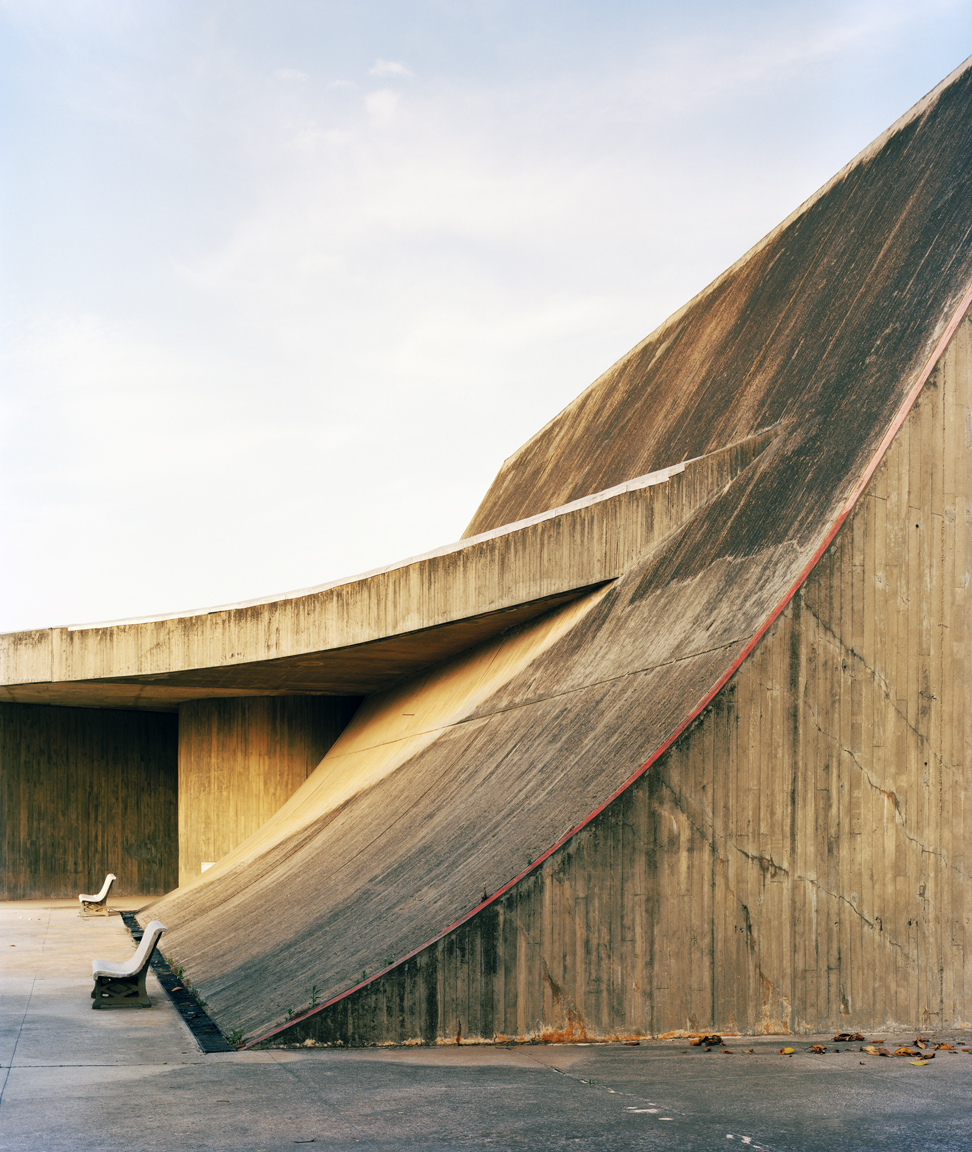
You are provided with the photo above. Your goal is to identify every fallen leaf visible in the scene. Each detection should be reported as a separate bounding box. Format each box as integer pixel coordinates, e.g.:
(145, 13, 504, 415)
(691, 1034, 723, 1047)
(744, 1048, 755, 1054)
(910, 1059, 931, 1066)
(809, 1045, 826, 1054)
(915, 1037, 931, 1049)
(779, 1047, 795, 1055)
(624, 1041, 640, 1046)
(860, 1046, 889, 1056)
(833, 1033, 864, 1042)
(935, 1043, 954, 1050)
(894, 1047, 918, 1057)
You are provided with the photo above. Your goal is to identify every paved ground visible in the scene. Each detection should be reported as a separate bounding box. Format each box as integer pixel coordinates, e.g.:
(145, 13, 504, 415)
(1, 902, 969, 1151)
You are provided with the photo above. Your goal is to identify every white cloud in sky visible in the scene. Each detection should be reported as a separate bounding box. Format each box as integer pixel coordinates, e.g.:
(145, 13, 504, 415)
(369, 58, 413, 79)
(1, 1, 970, 630)
(364, 87, 401, 127)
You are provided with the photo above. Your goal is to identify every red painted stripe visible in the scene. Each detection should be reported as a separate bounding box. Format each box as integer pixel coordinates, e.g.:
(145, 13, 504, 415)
(246, 283, 972, 1049)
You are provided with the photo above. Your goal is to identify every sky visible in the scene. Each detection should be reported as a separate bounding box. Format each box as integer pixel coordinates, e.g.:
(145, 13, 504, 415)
(1, 1, 971, 632)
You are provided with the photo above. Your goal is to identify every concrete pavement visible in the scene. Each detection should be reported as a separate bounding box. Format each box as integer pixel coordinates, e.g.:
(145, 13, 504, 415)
(1, 902, 969, 1151)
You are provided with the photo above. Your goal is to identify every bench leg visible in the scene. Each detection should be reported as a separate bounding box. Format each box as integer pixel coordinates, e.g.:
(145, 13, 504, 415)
(81, 900, 110, 918)
(91, 970, 151, 1008)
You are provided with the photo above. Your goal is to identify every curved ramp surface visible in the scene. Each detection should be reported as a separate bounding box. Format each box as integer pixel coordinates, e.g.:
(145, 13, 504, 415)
(144, 58, 972, 1044)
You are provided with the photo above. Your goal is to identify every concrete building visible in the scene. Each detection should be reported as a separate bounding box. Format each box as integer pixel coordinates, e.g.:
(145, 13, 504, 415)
(3, 58, 972, 1045)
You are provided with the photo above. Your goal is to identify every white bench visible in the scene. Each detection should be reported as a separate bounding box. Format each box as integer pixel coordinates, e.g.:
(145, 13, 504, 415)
(90, 920, 167, 1009)
(79, 873, 116, 917)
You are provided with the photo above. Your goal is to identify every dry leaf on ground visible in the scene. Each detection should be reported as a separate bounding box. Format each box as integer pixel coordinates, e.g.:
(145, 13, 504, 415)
(809, 1045, 826, 1053)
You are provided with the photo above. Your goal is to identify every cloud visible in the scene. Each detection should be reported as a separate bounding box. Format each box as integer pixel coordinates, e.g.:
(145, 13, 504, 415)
(368, 58, 413, 79)
(275, 68, 309, 81)
(364, 88, 400, 127)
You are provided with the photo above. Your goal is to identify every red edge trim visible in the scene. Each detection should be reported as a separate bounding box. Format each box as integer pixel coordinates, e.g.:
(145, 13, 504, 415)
(244, 284, 972, 1050)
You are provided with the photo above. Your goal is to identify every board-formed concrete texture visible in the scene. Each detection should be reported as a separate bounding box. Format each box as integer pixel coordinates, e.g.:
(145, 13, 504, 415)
(2, 57, 972, 1045)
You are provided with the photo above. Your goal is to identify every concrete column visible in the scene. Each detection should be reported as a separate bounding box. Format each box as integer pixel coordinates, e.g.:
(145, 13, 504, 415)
(177, 696, 360, 887)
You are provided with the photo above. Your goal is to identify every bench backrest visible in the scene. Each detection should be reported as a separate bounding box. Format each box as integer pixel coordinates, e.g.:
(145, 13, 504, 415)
(80, 873, 117, 903)
(117, 920, 167, 978)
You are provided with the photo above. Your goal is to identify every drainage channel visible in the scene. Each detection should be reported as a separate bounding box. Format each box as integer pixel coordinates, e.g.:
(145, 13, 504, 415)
(120, 912, 235, 1053)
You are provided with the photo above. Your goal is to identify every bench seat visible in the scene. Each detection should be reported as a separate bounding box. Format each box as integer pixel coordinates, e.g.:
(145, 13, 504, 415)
(79, 873, 116, 917)
(91, 920, 167, 1009)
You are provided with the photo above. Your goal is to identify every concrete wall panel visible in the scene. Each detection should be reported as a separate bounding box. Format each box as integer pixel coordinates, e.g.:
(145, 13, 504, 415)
(178, 696, 361, 887)
(0, 704, 177, 899)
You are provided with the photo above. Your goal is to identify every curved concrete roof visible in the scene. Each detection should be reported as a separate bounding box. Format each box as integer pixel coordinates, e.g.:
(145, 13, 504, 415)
(0, 450, 743, 710)
(133, 56, 972, 1042)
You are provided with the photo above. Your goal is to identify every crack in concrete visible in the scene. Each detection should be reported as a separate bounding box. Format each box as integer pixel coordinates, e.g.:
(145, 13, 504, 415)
(799, 704, 966, 882)
(796, 598, 955, 773)
(802, 878, 880, 935)
(732, 845, 790, 878)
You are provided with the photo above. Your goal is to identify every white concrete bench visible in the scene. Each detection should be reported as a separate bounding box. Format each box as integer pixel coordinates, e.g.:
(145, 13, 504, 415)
(90, 920, 167, 1009)
(78, 873, 116, 917)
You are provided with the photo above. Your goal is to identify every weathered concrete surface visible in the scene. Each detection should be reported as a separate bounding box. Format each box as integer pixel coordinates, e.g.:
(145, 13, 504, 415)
(140, 60, 972, 1046)
(0, 431, 765, 903)
(275, 311, 971, 1047)
(177, 696, 361, 887)
(2, 907, 971, 1152)
(0, 706, 177, 899)
(152, 585, 613, 911)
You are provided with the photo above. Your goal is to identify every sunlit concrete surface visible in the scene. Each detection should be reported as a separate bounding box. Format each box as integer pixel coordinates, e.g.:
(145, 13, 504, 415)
(1, 905, 970, 1151)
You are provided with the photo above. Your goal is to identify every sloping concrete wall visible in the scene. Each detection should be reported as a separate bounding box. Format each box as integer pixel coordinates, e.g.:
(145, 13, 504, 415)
(136, 62, 972, 1047)
(266, 310, 971, 1044)
(6, 57, 971, 1047)
(0, 427, 764, 904)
